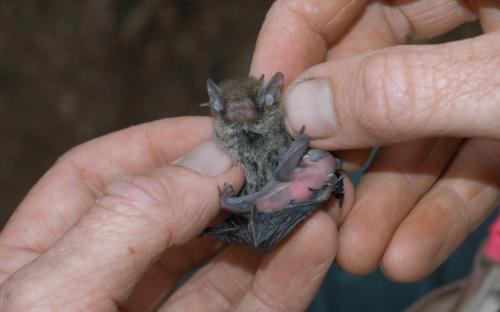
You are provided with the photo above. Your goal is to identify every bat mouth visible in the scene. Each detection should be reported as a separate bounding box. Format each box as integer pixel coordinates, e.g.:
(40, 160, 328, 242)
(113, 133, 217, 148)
(226, 100, 257, 122)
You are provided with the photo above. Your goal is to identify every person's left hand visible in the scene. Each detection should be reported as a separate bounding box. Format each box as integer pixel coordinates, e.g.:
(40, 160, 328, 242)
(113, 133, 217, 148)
(0, 116, 338, 311)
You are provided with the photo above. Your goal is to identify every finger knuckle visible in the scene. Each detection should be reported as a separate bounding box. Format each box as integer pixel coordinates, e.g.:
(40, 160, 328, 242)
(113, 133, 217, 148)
(357, 52, 417, 139)
(189, 275, 232, 309)
(0, 277, 45, 311)
(96, 172, 181, 234)
(249, 283, 287, 312)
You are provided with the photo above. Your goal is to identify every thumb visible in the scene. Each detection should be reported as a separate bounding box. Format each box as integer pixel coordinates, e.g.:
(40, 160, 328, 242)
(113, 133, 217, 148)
(284, 31, 500, 149)
(0, 140, 243, 310)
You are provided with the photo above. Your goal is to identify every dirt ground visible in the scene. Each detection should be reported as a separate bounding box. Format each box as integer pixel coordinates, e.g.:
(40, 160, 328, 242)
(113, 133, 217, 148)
(0, 1, 272, 226)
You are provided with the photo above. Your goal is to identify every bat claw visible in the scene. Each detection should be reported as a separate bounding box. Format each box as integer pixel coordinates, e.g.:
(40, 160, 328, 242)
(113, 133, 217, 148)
(333, 172, 345, 207)
(304, 171, 345, 205)
(220, 183, 235, 199)
(324, 173, 337, 187)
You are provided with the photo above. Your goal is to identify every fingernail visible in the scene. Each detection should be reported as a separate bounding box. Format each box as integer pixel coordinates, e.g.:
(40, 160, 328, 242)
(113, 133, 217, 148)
(174, 141, 233, 176)
(284, 79, 337, 138)
(379, 264, 395, 283)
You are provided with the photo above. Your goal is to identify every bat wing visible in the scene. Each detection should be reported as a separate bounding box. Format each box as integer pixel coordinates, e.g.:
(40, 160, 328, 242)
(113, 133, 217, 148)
(204, 201, 320, 253)
(255, 201, 319, 253)
(204, 214, 255, 247)
(205, 171, 345, 253)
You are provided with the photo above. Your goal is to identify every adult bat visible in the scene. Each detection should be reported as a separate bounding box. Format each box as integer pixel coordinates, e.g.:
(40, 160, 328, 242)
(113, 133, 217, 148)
(202, 73, 344, 252)
(205, 129, 344, 253)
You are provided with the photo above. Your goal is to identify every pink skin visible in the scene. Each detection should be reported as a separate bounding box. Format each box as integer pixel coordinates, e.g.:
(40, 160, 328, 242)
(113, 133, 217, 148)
(254, 149, 337, 213)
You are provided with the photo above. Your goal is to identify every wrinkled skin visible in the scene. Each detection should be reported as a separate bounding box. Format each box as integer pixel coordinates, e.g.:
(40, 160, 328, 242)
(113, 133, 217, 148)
(205, 130, 343, 253)
(250, 0, 500, 282)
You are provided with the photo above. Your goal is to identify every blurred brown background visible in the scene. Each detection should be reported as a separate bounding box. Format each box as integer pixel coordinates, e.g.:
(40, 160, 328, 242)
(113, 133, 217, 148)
(0, 1, 272, 226)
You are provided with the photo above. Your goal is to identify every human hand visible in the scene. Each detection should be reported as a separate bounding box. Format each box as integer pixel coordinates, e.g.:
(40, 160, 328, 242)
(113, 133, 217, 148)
(251, 0, 500, 282)
(0, 116, 337, 311)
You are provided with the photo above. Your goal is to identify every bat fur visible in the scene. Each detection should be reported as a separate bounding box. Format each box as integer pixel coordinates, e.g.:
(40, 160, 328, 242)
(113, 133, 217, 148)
(203, 73, 344, 252)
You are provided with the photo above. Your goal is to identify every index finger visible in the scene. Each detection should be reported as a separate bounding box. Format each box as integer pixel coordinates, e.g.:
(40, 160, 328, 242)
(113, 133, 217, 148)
(250, 0, 367, 86)
(233, 212, 337, 312)
(0, 116, 214, 279)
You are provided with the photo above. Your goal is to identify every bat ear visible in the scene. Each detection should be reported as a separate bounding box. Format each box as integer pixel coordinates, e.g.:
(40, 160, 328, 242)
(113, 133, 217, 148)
(207, 78, 225, 112)
(256, 72, 284, 108)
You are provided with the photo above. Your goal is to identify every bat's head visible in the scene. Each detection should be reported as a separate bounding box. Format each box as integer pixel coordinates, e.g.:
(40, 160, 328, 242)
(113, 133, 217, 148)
(205, 72, 284, 124)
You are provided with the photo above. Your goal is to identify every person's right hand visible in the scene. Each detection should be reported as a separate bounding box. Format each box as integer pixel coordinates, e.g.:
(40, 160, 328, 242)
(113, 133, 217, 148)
(251, 0, 500, 282)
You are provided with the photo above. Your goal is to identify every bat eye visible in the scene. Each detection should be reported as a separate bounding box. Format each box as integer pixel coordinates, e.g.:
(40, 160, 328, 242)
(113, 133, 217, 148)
(256, 72, 284, 108)
(265, 94, 275, 106)
(256, 90, 277, 108)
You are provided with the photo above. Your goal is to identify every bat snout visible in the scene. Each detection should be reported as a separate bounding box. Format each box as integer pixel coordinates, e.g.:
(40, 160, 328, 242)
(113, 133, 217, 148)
(225, 99, 257, 122)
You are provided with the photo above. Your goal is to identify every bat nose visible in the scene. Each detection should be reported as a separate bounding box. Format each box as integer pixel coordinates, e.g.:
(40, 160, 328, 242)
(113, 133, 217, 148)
(226, 99, 257, 122)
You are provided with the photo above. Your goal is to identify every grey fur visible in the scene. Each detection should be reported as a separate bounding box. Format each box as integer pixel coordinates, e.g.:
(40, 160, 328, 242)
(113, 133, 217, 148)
(209, 74, 292, 195)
